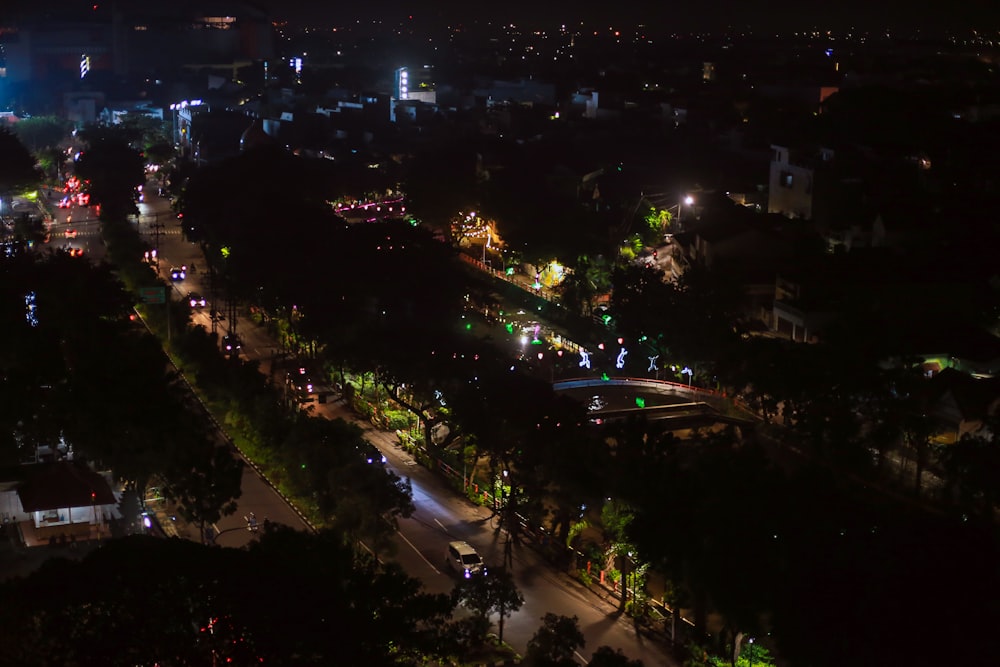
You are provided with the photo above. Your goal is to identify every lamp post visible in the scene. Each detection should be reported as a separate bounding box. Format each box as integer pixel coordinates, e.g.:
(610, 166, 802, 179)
(747, 637, 755, 667)
(675, 195, 694, 232)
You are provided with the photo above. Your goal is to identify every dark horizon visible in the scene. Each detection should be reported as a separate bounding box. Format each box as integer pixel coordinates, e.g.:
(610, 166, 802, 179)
(5, 1, 997, 35)
(266, 0, 1000, 34)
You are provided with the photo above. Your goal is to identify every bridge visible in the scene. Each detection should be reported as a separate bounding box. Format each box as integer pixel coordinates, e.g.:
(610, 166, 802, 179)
(552, 377, 758, 427)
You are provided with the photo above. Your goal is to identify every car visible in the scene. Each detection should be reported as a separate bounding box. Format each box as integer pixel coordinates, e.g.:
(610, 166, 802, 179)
(169, 266, 186, 281)
(57, 197, 72, 209)
(67, 247, 84, 257)
(446, 541, 487, 578)
(358, 440, 387, 465)
(288, 367, 315, 396)
(222, 333, 242, 353)
(64, 228, 78, 239)
(187, 292, 207, 308)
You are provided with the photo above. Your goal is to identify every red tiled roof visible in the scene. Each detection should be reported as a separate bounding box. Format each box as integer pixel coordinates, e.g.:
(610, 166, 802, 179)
(16, 462, 116, 512)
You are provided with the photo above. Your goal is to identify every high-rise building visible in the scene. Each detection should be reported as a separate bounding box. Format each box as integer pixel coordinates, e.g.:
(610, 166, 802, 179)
(393, 65, 435, 103)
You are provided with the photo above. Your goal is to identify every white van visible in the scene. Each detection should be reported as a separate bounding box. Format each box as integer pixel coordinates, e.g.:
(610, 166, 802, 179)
(447, 540, 487, 578)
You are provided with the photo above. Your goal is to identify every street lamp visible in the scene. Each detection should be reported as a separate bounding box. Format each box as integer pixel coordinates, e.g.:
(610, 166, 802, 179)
(747, 637, 755, 667)
(675, 195, 694, 231)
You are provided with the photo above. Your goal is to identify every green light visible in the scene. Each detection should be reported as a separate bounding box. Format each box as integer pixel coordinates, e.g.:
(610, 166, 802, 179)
(301, 463, 306, 469)
(635, 397, 646, 408)
(601, 373, 610, 381)
(506, 267, 515, 276)
(505, 323, 514, 334)
(531, 339, 543, 345)
(465, 323, 472, 330)
(639, 335, 648, 342)
(221, 246, 231, 259)
(602, 314, 612, 325)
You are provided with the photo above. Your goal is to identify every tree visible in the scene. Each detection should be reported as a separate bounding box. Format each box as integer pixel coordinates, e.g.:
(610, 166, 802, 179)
(451, 566, 525, 644)
(899, 407, 939, 497)
(328, 462, 415, 556)
(0, 127, 42, 217)
(162, 442, 244, 543)
(481, 145, 609, 265)
(587, 646, 645, 667)
(73, 132, 146, 219)
(240, 525, 455, 664)
(14, 116, 72, 181)
(609, 262, 676, 364)
(938, 414, 1000, 517)
(525, 613, 586, 667)
(12, 114, 70, 153)
(560, 254, 613, 317)
(403, 138, 479, 232)
(0, 528, 457, 666)
(66, 327, 200, 496)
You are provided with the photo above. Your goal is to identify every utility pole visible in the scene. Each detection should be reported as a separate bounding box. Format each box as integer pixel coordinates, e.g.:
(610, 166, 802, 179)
(612, 192, 646, 256)
(146, 211, 165, 264)
(209, 262, 219, 336)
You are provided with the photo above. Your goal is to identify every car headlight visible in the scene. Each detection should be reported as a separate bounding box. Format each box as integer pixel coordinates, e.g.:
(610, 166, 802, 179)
(464, 569, 471, 579)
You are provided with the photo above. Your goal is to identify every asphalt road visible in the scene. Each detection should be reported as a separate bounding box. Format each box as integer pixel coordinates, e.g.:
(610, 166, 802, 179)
(144, 190, 679, 665)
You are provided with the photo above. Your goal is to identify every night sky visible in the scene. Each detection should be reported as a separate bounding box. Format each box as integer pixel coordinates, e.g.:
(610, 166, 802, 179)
(4, 1, 996, 33)
(266, 0, 999, 33)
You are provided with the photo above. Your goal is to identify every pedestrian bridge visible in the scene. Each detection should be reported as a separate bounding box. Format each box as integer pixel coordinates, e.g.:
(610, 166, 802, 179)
(552, 377, 758, 426)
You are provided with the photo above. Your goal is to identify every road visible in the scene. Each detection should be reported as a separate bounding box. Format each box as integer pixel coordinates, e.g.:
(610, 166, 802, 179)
(138, 188, 678, 665)
(43, 196, 102, 260)
(356, 410, 677, 666)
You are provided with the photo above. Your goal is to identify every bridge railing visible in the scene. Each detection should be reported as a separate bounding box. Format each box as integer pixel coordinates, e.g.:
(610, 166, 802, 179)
(553, 376, 758, 421)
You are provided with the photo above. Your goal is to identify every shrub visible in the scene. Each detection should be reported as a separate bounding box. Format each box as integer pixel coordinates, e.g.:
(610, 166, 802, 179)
(385, 410, 412, 431)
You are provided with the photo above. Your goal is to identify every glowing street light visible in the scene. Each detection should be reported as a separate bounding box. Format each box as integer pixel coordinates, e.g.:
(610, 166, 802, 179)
(675, 195, 695, 231)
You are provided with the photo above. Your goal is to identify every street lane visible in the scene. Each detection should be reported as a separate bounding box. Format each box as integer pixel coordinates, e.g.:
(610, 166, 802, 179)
(311, 400, 676, 665)
(149, 199, 677, 665)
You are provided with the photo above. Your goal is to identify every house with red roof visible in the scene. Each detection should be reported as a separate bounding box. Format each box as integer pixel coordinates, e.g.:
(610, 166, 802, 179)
(0, 461, 117, 546)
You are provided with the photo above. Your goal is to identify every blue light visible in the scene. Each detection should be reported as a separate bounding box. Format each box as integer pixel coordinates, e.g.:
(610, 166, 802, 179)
(24, 291, 38, 327)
